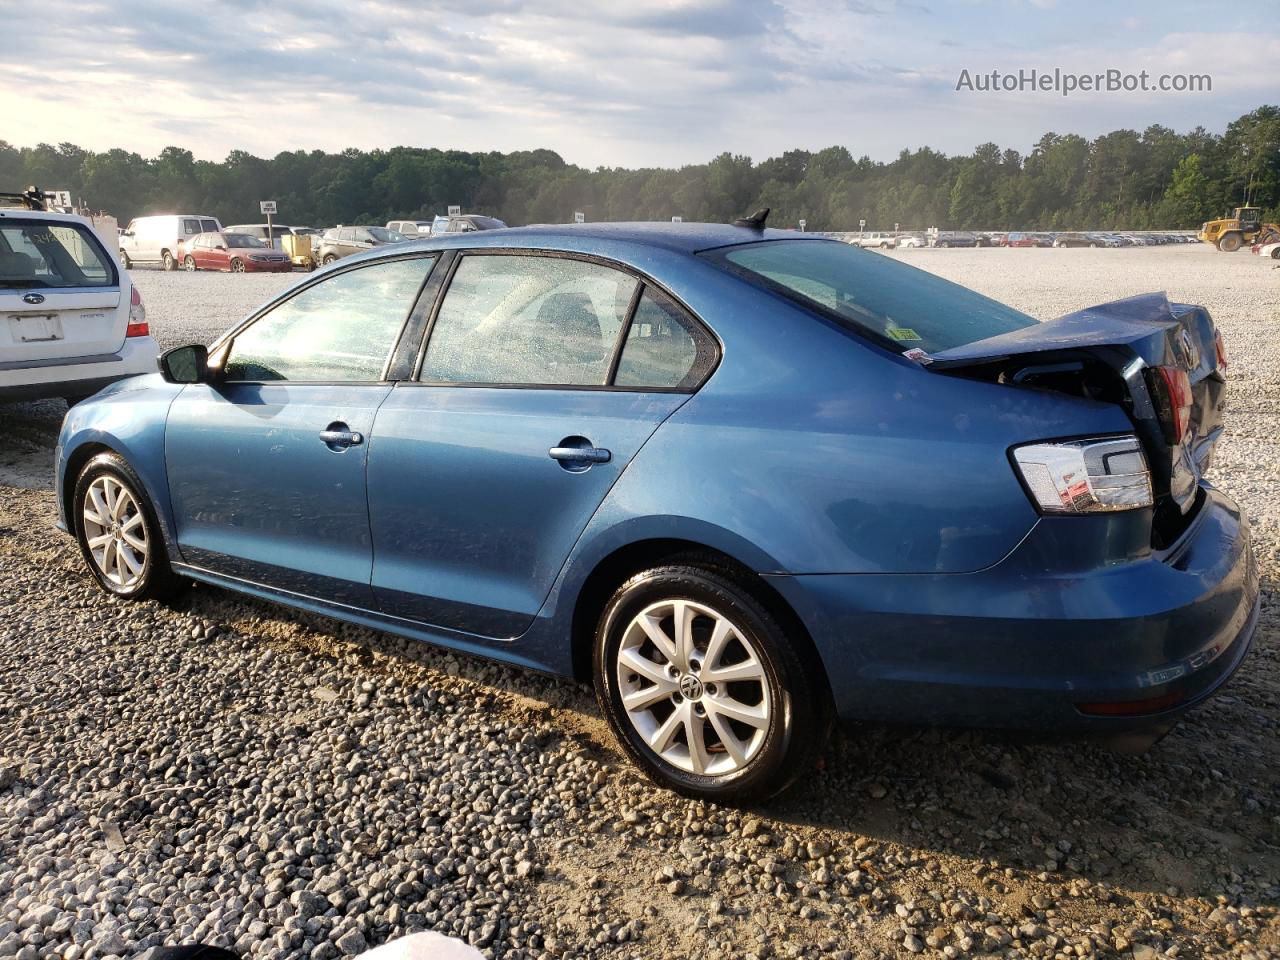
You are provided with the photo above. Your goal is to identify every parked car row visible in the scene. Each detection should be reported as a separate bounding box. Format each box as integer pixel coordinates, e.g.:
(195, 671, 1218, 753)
(847, 229, 1201, 250)
(115, 211, 508, 273)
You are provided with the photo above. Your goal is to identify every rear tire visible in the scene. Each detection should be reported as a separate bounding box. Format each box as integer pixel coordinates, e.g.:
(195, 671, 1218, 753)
(161, 250, 176, 271)
(322, 254, 337, 265)
(120, 251, 132, 270)
(593, 563, 826, 803)
(73, 452, 184, 602)
(1218, 233, 1243, 252)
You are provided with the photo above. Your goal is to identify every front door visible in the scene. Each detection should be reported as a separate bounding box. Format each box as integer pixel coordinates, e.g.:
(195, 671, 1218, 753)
(165, 254, 438, 604)
(367, 252, 718, 637)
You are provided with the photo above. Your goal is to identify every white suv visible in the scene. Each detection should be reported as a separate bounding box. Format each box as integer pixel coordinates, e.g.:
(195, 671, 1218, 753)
(850, 231, 898, 249)
(1, 205, 157, 404)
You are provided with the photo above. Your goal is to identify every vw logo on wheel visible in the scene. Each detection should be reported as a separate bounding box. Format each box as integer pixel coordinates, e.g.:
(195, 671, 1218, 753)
(678, 674, 704, 700)
(22, 292, 45, 305)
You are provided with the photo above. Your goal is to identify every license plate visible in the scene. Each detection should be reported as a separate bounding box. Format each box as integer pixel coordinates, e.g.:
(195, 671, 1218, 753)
(9, 314, 63, 343)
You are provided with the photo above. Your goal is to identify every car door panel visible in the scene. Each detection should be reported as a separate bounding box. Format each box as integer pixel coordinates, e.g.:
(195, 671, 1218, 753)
(166, 382, 392, 605)
(367, 386, 687, 636)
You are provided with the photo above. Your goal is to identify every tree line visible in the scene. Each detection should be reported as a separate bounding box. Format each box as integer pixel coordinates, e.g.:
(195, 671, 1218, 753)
(1, 106, 1275, 232)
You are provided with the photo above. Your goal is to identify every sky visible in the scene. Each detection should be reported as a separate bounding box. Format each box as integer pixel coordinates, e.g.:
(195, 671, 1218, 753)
(1, 0, 1276, 168)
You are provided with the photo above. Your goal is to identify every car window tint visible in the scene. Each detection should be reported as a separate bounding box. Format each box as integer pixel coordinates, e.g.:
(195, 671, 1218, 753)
(421, 255, 637, 386)
(182, 218, 201, 234)
(224, 257, 435, 382)
(200, 219, 219, 233)
(614, 289, 714, 389)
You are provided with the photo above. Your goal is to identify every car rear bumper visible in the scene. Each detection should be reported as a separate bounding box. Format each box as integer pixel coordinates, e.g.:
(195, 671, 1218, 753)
(0, 336, 158, 401)
(770, 487, 1258, 734)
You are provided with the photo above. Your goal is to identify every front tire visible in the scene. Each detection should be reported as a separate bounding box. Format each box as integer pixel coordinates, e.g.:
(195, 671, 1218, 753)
(230, 258, 245, 273)
(593, 563, 826, 802)
(120, 251, 132, 270)
(1218, 233, 1242, 252)
(322, 254, 337, 265)
(73, 453, 183, 602)
(184, 256, 197, 271)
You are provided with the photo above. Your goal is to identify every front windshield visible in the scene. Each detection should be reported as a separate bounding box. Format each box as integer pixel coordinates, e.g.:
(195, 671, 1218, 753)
(703, 239, 1036, 354)
(369, 227, 407, 243)
(225, 234, 265, 248)
(0, 219, 115, 289)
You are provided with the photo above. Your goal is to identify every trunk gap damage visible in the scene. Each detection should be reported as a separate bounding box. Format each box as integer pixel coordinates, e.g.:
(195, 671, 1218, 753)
(927, 293, 1226, 549)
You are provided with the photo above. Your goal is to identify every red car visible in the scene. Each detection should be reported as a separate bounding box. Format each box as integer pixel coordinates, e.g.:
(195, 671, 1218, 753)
(1005, 232, 1040, 248)
(182, 232, 292, 273)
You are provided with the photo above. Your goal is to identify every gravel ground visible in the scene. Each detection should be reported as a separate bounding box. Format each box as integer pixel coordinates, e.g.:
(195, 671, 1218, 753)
(1, 246, 1277, 960)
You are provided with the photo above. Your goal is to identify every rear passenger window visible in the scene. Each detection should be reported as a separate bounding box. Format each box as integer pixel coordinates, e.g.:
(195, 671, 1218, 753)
(420, 255, 637, 386)
(615, 289, 716, 389)
(182, 219, 201, 234)
(223, 256, 435, 382)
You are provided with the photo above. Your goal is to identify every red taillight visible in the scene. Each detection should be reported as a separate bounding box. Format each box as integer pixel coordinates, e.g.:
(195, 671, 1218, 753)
(126, 285, 149, 338)
(1214, 329, 1228, 371)
(1076, 689, 1187, 717)
(1154, 365, 1192, 445)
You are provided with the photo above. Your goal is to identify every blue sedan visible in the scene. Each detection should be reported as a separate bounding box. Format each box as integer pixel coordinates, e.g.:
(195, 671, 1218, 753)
(55, 219, 1258, 801)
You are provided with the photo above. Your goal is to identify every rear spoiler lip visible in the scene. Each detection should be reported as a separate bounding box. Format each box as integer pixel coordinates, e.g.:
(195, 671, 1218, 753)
(926, 292, 1183, 371)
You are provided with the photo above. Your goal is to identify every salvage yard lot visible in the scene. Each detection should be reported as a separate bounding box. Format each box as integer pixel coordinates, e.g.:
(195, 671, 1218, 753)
(2, 244, 1277, 959)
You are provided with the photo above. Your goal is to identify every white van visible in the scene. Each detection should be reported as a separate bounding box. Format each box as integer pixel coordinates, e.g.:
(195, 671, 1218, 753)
(119, 214, 222, 271)
(1, 207, 158, 403)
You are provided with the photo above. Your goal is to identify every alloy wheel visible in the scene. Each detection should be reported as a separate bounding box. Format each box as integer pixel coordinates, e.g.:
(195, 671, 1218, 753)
(615, 599, 771, 776)
(82, 475, 148, 589)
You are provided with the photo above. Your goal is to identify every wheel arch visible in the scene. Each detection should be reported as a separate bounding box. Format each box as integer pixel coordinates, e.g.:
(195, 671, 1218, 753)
(566, 537, 834, 718)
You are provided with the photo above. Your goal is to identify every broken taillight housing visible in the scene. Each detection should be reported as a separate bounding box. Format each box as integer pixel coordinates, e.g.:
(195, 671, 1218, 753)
(126, 285, 149, 338)
(1011, 436, 1153, 514)
(1149, 365, 1192, 445)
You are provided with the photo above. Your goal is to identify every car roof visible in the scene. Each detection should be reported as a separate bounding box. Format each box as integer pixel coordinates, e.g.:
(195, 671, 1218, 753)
(397, 221, 814, 255)
(0, 208, 95, 227)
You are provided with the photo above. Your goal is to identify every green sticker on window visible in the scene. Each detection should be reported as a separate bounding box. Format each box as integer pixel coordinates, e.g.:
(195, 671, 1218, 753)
(887, 326, 923, 341)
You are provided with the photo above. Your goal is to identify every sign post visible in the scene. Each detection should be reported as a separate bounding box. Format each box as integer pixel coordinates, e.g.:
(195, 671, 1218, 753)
(448, 205, 461, 217)
(798, 219, 807, 232)
(260, 200, 278, 246)
(574, 211, 585, 224)
(671, 216, 683, 223)
(859, 218, 866, 237)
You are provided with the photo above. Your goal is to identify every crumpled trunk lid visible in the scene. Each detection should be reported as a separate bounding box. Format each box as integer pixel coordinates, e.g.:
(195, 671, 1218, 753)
(927, 293, 1226, 526)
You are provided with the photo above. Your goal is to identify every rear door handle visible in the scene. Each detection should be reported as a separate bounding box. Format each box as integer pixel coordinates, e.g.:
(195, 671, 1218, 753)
(320, 428, 363, 448)
(549, 446, 610, 463)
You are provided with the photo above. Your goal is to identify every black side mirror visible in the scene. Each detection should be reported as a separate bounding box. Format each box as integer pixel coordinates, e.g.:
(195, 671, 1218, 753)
(159, 344, 209, 384)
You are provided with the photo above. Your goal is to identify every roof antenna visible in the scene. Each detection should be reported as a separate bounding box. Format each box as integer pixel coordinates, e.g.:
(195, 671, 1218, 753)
(732, 207, 769, 230)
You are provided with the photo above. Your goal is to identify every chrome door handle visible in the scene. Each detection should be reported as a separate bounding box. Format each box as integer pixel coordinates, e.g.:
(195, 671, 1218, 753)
(549, 446, 610, 463)
(319, 429, 363, 447)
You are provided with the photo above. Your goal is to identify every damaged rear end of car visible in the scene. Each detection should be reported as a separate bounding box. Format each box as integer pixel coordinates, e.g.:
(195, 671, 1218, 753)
(928, 292, 1227, 550)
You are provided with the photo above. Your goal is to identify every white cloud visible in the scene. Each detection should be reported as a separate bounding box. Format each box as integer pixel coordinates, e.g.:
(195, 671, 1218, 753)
(0, 0, 1272, 167)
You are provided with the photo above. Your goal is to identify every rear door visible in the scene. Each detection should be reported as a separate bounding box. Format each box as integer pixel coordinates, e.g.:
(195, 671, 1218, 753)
(165, 254, 437, 603)
(366, 251, 719, 637)
(0, 216, 126, 361)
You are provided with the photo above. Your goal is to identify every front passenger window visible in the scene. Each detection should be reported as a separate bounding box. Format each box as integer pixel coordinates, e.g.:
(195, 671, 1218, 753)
(223, 257, 435, 382)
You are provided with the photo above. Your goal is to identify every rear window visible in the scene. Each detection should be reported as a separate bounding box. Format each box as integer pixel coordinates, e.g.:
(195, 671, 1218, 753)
(702, 239, 1035, 354)
(0, 219, 116, 289)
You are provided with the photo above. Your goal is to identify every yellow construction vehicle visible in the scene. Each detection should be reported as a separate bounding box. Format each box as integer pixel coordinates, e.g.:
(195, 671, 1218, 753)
(1199, 206, 1280, 251)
